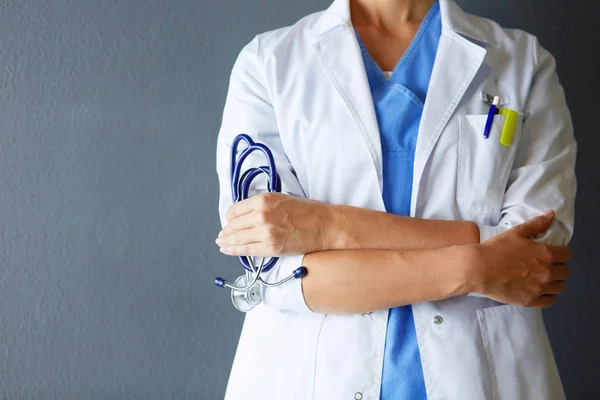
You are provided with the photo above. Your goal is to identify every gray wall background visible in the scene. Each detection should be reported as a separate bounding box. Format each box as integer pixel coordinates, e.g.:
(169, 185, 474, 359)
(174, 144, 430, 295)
(0, 0, 597, 399)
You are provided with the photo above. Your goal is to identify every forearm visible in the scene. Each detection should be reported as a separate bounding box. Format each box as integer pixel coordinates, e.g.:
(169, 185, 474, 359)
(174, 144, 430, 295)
(301, 245, 474, 314)
(325, 204, 481, 251)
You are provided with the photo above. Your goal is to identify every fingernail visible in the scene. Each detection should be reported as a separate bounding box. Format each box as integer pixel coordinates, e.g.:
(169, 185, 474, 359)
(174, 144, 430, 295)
(215, 238, 223, 245)
(544, 210, 554, 218)
(220, 247, 231, 254)
(218, 230, 224, 238)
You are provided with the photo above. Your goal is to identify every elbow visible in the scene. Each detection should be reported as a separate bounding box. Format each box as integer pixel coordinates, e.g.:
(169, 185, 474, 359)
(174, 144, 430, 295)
(537, 219, 573, 246)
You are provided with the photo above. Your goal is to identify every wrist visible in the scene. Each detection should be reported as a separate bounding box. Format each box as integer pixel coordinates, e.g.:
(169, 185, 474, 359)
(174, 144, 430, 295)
(320, 204, 359, 251)
(460, 244, 488, 295)
(316, 204, 342, 251)
(453, 244, 486, 295)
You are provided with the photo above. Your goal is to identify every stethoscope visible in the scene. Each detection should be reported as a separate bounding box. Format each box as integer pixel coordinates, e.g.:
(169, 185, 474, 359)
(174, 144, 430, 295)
(214, 134, 307, 312)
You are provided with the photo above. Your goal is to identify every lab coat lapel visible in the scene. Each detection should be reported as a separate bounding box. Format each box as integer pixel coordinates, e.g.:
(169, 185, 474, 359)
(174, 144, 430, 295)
(310, 0, 488, 198)
(312, 22, 384, 189)
(411, 3, 487, 214)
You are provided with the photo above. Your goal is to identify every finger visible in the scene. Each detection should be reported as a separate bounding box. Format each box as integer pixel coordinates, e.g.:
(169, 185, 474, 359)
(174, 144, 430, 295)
(546, 245, 572, 263)
(529, 294, 557, 308)
(219, 243, 271, 258)
(514, 211, 555, 238)
(551, 264, 570, 281)
(225, 198, 256, 222)
(220, 214, 256, 237)
(543, 280, 566, 295)
(217, 228, 261, 247)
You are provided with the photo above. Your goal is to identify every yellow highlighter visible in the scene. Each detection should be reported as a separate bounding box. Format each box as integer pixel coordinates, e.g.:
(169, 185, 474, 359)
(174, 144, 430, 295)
(499, 108, 519, 146)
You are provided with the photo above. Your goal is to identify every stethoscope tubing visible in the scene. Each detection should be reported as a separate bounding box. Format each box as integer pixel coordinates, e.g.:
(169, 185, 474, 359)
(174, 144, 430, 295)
(214, 134, 307, 309)
(230, 134, 280, 274)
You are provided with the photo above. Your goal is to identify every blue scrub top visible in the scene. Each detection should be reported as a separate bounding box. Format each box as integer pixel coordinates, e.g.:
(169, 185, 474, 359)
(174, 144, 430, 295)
(355, 2, 442, 399)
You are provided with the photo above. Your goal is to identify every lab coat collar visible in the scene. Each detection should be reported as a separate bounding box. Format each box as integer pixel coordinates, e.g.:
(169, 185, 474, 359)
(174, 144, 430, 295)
(313, 0, 488, 45)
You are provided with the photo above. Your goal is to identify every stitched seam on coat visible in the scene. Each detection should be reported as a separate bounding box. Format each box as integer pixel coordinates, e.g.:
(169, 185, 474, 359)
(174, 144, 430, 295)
(311, 315, 327, 400)
(314, 24, 347, 46)
(478, 311, 499, 400)
(411, 306, 437, 400)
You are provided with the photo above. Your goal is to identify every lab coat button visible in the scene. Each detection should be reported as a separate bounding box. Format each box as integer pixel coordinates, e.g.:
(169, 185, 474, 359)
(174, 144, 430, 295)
(433, 315, 443, 324)
(354, 392, 363, 400)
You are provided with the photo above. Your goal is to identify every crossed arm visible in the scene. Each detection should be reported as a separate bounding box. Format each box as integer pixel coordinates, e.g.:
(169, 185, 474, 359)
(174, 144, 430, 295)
(215, 195, 570, 314)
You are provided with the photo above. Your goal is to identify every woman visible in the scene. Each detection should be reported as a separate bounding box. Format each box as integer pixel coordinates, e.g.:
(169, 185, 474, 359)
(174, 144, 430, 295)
(215, 0, 576, 398)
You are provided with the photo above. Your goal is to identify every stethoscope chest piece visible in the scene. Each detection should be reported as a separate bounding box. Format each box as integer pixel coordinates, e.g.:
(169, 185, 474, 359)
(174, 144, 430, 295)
(230, 275, 262, 312)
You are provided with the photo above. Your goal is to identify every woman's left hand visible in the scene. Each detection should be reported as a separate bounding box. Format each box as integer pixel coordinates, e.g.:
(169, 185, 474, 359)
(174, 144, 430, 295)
(216, 193, 335, 257)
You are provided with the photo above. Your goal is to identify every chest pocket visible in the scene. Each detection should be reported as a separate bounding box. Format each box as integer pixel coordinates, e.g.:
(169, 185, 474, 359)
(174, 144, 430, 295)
(457, 114, 522, 220)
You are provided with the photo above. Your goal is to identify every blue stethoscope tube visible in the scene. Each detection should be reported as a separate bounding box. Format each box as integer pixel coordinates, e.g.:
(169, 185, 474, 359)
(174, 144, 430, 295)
(214, 134, 307, 312)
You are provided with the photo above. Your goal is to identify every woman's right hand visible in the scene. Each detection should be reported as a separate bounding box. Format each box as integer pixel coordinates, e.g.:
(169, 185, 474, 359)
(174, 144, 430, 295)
(467, 211, 571, 308)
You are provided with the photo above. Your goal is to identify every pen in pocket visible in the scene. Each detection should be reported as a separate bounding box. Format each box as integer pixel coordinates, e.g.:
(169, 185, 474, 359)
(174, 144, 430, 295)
(483, 96, 500, 139)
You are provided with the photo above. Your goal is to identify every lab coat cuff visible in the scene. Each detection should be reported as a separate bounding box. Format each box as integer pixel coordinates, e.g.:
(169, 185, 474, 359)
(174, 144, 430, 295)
(476, 223, 503, 243)
(262, 254, 312, 313)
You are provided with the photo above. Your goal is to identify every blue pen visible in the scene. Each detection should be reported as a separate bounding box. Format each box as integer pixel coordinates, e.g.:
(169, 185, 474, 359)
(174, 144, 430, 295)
(483, 96, 500, 139)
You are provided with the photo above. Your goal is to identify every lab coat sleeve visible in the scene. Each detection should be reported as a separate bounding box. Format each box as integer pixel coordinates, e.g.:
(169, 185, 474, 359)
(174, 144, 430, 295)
(216, 36, 312, 314)
(475, 38, 577, 247)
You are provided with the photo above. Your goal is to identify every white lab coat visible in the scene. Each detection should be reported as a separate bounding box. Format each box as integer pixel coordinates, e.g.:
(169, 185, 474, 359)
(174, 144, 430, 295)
(215, 0, 577, 399)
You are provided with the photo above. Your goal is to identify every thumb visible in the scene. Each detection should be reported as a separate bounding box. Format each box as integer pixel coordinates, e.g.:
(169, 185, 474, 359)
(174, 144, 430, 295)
(515, 210, 555, 238)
